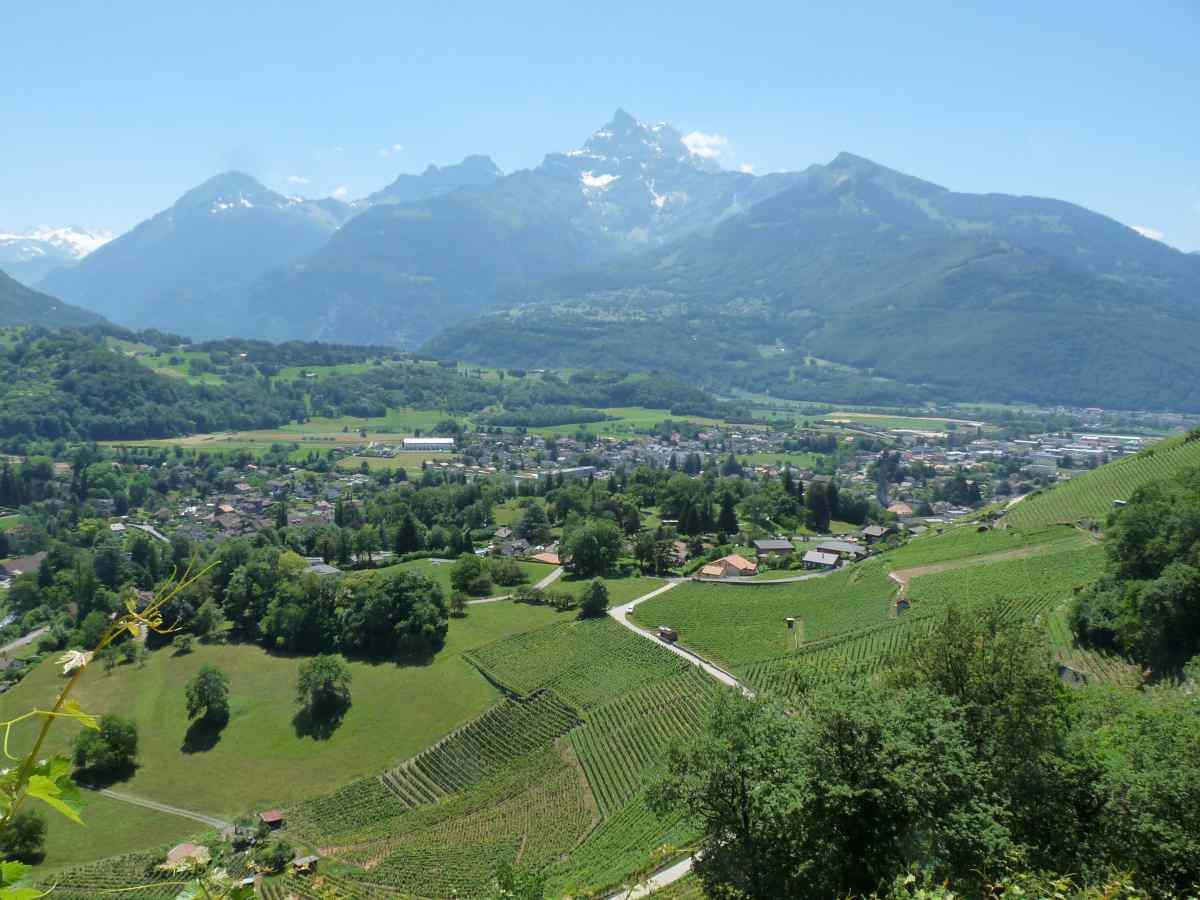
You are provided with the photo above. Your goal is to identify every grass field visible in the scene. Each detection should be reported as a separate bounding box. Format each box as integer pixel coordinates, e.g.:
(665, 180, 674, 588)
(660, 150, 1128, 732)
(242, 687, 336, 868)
(2, 602, 572, 872)
(824, 411, 992, 433)
(35, 792, 204, 875)
(1006, 434, 1200, 529)
(0, 514, 22, 531)
(528, 406, 727, 438)
(335, 452, 453, 472)
(555, 572, 667, 607)
(379, 557, 556, 597)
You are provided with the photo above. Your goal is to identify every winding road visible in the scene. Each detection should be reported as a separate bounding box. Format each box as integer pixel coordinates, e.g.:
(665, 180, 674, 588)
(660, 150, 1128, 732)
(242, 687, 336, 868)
(87, 787, 233, 832)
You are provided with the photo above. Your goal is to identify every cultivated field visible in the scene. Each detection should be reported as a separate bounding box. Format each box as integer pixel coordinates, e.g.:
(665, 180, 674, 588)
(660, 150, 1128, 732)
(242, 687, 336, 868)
(1006, 433, 1200, 528)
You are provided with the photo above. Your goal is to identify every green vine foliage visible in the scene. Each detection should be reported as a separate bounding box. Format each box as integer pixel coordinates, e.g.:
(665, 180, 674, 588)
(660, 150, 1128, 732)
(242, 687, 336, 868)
(0, 564, 215, 899)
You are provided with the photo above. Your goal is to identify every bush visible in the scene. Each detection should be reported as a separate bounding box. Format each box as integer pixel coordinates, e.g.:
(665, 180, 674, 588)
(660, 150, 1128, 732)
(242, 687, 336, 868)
(467, 574, 494, 596)
(0, 809, 45, 863)
(488, 557, 527, 587)
(72, 714, 138, 776)
(254, 838, 293, 872)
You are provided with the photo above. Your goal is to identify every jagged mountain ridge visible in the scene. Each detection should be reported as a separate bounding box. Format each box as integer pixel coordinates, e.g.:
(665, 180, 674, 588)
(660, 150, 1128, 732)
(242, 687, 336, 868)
(426, 151, 1200, 410)
(237, 110, 806, 344)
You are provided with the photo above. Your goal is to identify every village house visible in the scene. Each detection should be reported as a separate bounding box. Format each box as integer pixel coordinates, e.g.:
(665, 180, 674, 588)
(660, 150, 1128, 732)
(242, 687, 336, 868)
(802, 549, 840, 570)
(700, 554, 758, 577)
(753, 538, 794, 557)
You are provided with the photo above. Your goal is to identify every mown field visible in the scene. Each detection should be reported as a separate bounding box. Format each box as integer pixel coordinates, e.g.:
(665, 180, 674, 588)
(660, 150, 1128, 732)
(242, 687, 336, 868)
(4, 601, 573, 873)
(379, 557, 557, 598)
(1006, 433, 1200, 529)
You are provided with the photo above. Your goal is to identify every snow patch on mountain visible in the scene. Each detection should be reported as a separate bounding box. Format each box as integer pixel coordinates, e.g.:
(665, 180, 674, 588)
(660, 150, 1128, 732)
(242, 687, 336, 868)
(581, 172, 620, 189)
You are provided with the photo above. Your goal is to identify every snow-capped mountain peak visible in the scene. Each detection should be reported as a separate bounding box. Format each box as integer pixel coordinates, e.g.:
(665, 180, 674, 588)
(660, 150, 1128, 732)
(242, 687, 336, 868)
(0, 225, 116, 286)
(0, 225, 114, 260)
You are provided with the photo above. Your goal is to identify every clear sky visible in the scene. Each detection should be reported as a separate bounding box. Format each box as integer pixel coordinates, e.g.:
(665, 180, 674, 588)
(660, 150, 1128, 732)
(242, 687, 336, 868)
(3, 0, 1197, 250)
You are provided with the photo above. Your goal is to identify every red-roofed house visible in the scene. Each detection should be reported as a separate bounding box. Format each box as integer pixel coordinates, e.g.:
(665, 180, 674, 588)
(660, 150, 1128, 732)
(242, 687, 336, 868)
(699, 554, 758, 577)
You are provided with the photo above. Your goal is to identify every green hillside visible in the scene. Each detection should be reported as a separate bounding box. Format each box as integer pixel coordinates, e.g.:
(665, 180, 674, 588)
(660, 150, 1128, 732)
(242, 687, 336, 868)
(1006, 431, 1200, 528)
(0, 269, 105, 328)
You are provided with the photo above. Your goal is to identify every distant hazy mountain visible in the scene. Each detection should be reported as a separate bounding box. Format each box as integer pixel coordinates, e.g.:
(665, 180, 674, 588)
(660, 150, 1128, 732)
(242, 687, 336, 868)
(0, 225, 113, 286)
(40, 172, 354, 335)
(363, 155, 503, 206)
(0, 268, 106, 328)
(429, 152, 1200, 411)
(240, 110, 804, 345)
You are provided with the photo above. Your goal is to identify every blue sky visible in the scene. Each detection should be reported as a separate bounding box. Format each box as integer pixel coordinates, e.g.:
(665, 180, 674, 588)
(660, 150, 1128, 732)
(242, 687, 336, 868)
(3, 0, 1198, 250)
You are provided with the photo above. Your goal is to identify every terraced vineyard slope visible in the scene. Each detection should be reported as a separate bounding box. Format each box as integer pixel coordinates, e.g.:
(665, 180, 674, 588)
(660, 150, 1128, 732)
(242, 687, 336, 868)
(465, 617, 691, 709)
(381, 689, 580, 806)
(1006, 432, 1200, 529)
(569, 667, 717, 817)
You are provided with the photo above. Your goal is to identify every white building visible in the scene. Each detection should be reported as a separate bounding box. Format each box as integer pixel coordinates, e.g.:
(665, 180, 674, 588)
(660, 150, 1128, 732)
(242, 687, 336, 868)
(402, 437, 455, 452)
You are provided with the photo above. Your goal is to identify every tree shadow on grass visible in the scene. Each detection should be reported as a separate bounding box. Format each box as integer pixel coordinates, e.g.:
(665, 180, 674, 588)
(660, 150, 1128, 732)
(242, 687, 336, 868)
(292, 698, 351, 741)
(181, 714, 228, 754)
(75, 761, 139, 790)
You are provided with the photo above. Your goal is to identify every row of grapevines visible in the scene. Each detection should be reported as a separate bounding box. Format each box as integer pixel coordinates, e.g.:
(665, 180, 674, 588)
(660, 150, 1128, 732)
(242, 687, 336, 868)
(465, 617, 690, 710)
(1007, 435, 1200, 529)
(569, 668, 716, 817)
(382, 689, 580, 805)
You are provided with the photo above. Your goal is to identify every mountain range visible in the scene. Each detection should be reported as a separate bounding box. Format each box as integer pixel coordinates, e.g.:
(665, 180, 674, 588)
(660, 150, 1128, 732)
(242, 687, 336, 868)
(28, 110, 1200, 410)
(0, 225, 113, 286)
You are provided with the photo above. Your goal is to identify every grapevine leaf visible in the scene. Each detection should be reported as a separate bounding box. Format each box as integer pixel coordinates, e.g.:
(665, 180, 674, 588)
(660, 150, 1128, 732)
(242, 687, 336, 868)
(0, 861, 31, 887)
(0, 887, 46, 900)
(25, 764, 84, 826)
(61, 699, 99, 731)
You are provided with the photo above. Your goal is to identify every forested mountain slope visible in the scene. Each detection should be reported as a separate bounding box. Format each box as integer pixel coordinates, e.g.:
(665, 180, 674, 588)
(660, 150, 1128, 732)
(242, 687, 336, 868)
(0, 270, 106, 328)
(429, 153, 1200, 410)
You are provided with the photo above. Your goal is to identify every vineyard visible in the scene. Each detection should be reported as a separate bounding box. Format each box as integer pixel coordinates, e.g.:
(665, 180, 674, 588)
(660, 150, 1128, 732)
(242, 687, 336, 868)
(330, 748, 595, 898)
(569, 668, 717, 817)
(651, 874, 707, 899)
(738, 584, 1068, 699)
(39, 847, 237, 899)
(905, 542, 1105, 612)
(544, 790, 700, 898)
(1005, 433, 1200, 529)
(879, 523, 1080, 569)
(629, 563, 899, 669)
(464, 617, 691, 710)
(381, 690, 580, 806)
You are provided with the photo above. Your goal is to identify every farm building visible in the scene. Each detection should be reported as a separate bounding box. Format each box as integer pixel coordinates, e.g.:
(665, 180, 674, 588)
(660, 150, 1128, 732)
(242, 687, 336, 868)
(258, 809, 285, 829)
(815, 540, 868, 561)
(402, 437, 456, 452)
(802, 550, 840, 570)
(887, 501, 914, 517)
(700, 554, 758, 577)
(753, 539, 794, 556)
(861, 524, 892, 542)
(164, 843, 209, 868)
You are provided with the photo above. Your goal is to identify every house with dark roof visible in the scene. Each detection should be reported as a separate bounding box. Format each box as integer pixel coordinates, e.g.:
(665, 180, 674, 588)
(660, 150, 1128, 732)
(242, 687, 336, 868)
(753, 538, 794, 556)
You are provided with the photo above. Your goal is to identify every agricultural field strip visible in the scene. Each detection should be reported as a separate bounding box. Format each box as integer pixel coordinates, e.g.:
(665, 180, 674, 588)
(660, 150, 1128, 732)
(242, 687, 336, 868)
(1006, 434, 1200, 529)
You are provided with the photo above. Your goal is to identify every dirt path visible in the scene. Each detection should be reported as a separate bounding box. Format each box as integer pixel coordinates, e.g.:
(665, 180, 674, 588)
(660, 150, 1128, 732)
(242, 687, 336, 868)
(888, 543, 1067, 588)
(464, 567, 564, 606)
(91, 787, 232, 832)
(0, 626, 48, 655)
